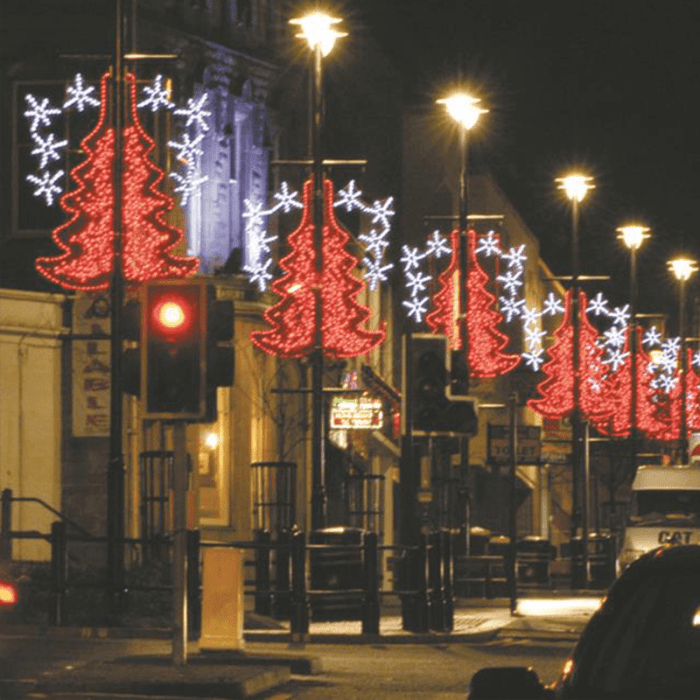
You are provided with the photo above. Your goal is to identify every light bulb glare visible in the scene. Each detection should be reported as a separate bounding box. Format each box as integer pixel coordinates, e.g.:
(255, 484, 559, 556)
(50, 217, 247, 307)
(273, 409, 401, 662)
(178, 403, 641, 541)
(617, 225, 650, 251)
(557, 174, 595, 203)
(668, 257, 698, 282)
(290, 12, 346, 56)
(437, 92, 488, 130)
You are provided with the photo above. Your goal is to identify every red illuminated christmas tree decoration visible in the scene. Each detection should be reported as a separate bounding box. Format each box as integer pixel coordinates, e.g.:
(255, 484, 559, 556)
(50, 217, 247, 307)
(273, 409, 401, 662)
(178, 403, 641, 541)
(591, 328, 634, 437)
(121, 74, 198, 283)
(321, 178, 385, 358)
(467, 230, 521, 378)
(426, 230, 520, 378)
(528, 291, 614, 422)
(251, 177, 385, 359)
(36, 73, 198, 291)
(251, 178, 317, 358)
(636, 342, 679, 441)
(686, 351, 700, 433)
(425, 230, 460, 350)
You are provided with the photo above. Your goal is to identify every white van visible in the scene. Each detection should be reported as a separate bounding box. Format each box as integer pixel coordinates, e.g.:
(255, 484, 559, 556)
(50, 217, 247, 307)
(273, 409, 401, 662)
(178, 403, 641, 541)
(616, 463, 700, 574)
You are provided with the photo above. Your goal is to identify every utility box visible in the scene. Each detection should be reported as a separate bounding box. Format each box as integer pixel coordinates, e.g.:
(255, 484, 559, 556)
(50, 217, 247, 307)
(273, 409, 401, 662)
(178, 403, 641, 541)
(200, 547, 244, 650)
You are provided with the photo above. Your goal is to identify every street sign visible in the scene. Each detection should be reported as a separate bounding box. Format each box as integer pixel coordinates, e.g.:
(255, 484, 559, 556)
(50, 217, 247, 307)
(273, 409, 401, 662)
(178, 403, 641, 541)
(488, 424, 541, 463)
(541, 417, 572, 465)
(330, 395, 384, 430)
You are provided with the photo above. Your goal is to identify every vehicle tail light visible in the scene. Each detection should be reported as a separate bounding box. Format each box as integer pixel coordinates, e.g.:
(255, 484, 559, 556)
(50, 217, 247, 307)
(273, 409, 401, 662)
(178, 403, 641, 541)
(0, 581, 18, 606)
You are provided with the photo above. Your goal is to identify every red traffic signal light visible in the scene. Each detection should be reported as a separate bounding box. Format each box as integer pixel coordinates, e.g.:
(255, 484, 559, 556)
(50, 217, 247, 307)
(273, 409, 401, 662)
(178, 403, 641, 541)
(0, 580, 18, 607)
(143, 280, 207, 420)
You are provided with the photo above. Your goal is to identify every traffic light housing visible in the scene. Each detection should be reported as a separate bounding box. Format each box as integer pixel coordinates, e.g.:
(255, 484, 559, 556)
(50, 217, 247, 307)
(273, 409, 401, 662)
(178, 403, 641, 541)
(205, 291, 234, 421)
(142, 279, 207, 420)
(402, 334, 478, 437)
(122, 298, 141, 397)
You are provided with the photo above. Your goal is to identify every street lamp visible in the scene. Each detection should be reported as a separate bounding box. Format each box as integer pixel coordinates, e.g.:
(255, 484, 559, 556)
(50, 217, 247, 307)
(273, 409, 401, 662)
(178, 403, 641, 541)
(556, 172, 594, 586)
(668, 256, 698, 464)
(617, 224, 650, 476)
(437, 91, 487, 554)
(290, 11, 346, 530)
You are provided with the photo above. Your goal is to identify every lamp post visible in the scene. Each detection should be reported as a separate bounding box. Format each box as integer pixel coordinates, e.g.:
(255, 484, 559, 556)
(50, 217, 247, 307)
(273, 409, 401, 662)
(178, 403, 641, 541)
(618, 225, 650, 477)
(289, 12, 346, 531)
(668, 256, 698, 464)
(556, 173, 594, 585)
(437, 92, 487, 554)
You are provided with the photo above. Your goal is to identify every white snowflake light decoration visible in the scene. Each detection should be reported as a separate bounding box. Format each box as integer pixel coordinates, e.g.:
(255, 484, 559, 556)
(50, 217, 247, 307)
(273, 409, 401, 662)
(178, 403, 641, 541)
(24, 95, 62, 134)
(24, 73, 212, 212)
(63, 73, 100, 112)
(241, 179, 395, 294)
(30, 132, 68, 170)
(27, 170, 64, 206)
(138, 75, 174, 112)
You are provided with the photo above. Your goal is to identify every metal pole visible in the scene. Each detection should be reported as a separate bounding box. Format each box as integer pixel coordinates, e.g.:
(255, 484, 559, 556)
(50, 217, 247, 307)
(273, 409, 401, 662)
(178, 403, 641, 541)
(107, 0, 126, 612)
(457, 124, 471, 553)
(582, 420, 590, 587)
(310, 42, 327, 531)
(680, 280, 688, 464)
(629, 247, 638, 476)
(172, 422, 188, 665)
(570, 198, 581, 548)
(508, 392, 518, 615)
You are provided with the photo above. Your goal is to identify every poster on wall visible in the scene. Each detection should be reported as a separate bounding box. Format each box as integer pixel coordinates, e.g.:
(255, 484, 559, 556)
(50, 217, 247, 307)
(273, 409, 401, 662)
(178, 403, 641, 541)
(72, 294, 111, 437)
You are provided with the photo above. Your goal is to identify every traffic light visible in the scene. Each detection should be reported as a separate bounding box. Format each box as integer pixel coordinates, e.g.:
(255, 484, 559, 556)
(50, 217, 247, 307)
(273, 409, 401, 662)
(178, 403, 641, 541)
(142, 279, 207, 420)
(402, 334, 478, 437)
(205, 290, 234, 421)
(122, 298, 141, 396)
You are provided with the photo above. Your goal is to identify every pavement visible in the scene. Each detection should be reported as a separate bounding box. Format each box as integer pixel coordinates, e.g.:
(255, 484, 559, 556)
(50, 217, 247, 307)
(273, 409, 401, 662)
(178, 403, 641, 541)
(0, 593, 603, 698)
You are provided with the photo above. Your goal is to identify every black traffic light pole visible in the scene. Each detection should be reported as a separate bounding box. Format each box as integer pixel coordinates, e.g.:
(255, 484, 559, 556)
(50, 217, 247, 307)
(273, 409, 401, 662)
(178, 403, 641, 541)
(107, 0, 126, 612)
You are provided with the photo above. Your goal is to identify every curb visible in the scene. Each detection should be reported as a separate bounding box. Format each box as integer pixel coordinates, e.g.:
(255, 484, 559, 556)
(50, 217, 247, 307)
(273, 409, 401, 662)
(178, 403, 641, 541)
(245, 627, 504, 645)
(30, 665, 291, 700)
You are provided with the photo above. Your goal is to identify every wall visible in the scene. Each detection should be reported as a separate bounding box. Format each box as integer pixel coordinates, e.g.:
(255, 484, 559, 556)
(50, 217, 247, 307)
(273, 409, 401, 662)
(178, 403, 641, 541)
(0, 289, 66, 560)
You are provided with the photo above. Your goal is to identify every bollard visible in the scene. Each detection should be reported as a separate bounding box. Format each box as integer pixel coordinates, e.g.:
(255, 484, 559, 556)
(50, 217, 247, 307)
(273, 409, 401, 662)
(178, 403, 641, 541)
(362, 532, 380, 636)
(428, 531, 444, 631)
(415, 535, 430, 633)
(290, 529, 309, 640)
(49, 521, 67, 626)
(274, 528, 291, 619)
(442, 530, 454, 632)
(186, 530, 201, 640)
(254, 529, 272, 616)
(1, 489, 11, 560)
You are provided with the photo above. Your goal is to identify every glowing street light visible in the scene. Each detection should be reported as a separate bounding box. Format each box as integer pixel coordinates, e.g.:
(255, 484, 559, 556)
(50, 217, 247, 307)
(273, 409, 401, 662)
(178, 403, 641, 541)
(669, 256, 698, 464)
(618, 225, 650, 477)
(558, 171, 594, 587)
(437, 92, 488, 130)
(617, 224, 650, 251)
(669, 257, 698, 282)
(290, 11, 346, 56)
(437, 90, 487, 564)
(556, 173, 595, 203)
(290, 10, 346, 530)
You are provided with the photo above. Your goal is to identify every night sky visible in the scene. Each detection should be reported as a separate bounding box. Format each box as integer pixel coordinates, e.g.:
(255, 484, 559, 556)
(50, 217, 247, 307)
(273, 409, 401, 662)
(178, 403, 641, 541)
(346, 0, 700, 328)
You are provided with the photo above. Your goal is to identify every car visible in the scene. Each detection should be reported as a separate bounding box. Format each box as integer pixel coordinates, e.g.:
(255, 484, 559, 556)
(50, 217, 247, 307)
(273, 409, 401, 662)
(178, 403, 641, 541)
(468, 544, 700, 699)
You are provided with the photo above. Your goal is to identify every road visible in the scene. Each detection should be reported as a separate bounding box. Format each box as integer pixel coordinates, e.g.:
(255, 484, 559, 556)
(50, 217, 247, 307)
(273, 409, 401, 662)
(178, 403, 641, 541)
(254, 638, 572, 700)
(0, 633, 573, 698)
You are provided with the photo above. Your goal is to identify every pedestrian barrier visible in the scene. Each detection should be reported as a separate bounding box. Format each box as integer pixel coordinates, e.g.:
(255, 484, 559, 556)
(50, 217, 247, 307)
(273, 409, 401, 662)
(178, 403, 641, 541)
(1, 489, 553, 638)
(570, 533, 615, 589)
(516, 536, 555, 587)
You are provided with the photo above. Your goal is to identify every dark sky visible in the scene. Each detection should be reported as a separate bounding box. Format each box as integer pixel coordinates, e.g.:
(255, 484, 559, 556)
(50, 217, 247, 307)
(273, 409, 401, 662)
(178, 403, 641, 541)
(346, 0, 700, 327)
